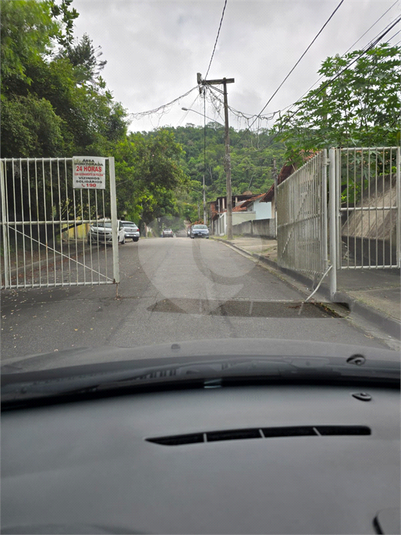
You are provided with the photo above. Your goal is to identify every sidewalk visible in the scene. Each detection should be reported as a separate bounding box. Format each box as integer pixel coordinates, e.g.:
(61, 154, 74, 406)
(214, 236, 401, 341)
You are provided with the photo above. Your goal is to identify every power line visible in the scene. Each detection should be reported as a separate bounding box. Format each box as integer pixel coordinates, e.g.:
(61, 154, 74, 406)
(249, 0, 345, 129)
(273, 12, 401, 126)
(388, 29, 401, 41)
(204, 0, 228, 79)
(130, 86, 198, 119)
(343, 0, 399, 53)
(178, 93, 203, 126)
(245, 14, 401, 134)
(207, 85, 277, 127)
(264, 21, 401, 147)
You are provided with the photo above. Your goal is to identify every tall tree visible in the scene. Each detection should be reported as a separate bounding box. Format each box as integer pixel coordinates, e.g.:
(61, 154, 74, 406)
(57, 33, 107, 86)
(114, 129, 188, 225)
(274, 44, 401, 165)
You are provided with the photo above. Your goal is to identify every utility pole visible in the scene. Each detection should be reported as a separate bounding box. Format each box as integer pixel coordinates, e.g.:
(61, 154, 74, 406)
(272, 159, 278, 238)
(198, 73, 234, 239)
(202, 89, 207, 225)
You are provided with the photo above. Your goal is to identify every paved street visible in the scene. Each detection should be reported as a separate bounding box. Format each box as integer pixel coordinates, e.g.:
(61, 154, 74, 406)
(1, 237, 391, 368)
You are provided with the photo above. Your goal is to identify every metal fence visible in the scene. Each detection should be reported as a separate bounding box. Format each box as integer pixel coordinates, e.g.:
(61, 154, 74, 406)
(0, 157, 119, 289)
(333, 147, 400, 270)
(276, 147, 400, 299)
(276, 150, 328, 281)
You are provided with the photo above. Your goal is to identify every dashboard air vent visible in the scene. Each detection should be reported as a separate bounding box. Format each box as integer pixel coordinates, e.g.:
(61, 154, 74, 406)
(146, 425, 371, 446)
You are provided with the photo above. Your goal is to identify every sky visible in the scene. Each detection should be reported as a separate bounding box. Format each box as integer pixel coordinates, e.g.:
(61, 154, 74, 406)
(71, 0, 401, 132)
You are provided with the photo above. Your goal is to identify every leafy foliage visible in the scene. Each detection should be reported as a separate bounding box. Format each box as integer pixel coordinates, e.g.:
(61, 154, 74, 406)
(274, 44, 401, 166)
(164, 124, 285, 207)
(0, 0, 285, 231)
(114, 130, 187, 225)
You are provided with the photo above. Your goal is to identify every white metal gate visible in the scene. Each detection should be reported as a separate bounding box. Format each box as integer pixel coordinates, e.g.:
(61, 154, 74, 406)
(331, 147, 400, 270)
(0, 157, 120, 289)
(276, 150, 328, 282)
(277, 147, 400, 299)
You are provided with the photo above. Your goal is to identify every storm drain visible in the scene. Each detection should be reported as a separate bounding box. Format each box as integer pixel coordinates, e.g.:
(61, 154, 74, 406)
(146, 425, 371, 446)
(148, 298, 345, 318)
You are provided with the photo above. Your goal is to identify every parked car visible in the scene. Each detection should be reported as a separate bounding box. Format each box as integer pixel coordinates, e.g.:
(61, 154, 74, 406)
(190, 224, 209, 239)
(162, 228, 174, 238)
(87, 220, 125, 245)
(120, 220, 140, 242)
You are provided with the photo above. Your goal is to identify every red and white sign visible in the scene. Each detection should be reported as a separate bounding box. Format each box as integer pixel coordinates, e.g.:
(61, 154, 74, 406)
(73, 157, 106, 189)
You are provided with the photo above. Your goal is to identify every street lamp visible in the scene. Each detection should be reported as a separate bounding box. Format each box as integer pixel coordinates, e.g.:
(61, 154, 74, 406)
(181, 108, 224, 126)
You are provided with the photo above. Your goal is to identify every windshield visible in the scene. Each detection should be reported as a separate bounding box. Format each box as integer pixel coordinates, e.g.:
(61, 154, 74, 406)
(1, 0, 400, 375)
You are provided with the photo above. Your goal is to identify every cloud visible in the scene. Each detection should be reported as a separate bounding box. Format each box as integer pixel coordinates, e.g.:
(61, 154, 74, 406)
(71, 0, 400, 131)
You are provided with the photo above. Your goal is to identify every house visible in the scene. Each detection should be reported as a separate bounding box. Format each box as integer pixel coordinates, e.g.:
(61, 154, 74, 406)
(259, 164, 296, 215)
(209, 192, 255, 236)
(235, 193, 272, 220)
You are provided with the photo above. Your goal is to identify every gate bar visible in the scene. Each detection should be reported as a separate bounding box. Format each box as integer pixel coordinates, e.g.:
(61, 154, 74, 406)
(109, 157, 120, 286)
(329, 148, 337, 299)
(0, 161, 10, 288)
(397, 147, 400, 268)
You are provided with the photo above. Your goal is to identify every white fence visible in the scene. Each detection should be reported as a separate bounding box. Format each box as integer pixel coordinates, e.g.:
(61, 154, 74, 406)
(277, 147, 400, 298)
(333, 147, 400, 270)
(276, 150, 328, 281)
(0, 157, 120, 289)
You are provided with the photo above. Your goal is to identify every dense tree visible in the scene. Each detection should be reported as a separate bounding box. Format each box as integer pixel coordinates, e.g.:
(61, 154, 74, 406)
(274, 44, 401, 166)
(0, 0, 128, 159)
(0, 0, 57, 90)
(167, 124, 286, 202)
(114, 130, 188, 225)
(57, 33, 107, 86)
(0, 0, 286, 232)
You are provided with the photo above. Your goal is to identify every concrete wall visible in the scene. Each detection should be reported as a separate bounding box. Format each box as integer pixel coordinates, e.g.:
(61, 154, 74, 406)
(232, 218, 276, 238)
(213, 211, 256, 236)
(253, 199, 272, 220)
(233, 211, 256, 225)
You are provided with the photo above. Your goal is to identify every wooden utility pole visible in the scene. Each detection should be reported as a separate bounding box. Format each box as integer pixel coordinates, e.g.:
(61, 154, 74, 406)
(272, 159, 278, 237)
(198, 74, 235, 239)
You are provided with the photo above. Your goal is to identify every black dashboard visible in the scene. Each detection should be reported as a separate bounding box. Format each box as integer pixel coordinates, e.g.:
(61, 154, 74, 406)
(2, 380, 400, 534)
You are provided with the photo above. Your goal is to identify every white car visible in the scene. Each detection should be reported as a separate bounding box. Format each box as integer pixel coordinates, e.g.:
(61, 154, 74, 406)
(87, 220, 126, 245)
(120, 221, 140, 242)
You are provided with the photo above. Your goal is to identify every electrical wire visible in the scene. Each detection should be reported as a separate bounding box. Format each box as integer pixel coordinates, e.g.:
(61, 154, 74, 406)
(207, 85, 278, 130)
(249, 0, 346, 129)
(387, 29, 401, 41)
(130, 86, 199, 119)
(178, 93, 203, 126)
(343, 0, 399, 53)
(204, 0, 228, 79)
(281, 9, 401, 118)
(245, 14, 401, 135)
(219, 18, 400, 158)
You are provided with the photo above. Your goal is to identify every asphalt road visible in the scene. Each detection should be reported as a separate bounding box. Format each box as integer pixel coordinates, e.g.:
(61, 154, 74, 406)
(1, 237, 389, 368)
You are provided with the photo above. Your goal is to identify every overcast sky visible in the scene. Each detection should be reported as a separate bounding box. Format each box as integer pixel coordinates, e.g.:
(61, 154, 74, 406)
(71, 0, 400, 132)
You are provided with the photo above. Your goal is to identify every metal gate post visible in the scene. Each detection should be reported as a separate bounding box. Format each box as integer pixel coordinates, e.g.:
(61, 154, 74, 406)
(328, 148, 337, 300)
(109, 157, 120, 285)
(396, 147, 400, 268)
(322, 149, 328, 271)
(0, 160, 10, 288)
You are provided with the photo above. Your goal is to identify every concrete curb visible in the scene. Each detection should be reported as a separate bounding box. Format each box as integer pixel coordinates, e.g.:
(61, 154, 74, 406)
(216, 238, 401, 341)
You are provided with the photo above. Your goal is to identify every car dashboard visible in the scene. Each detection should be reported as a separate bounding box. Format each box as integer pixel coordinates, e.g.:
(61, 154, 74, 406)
(2, 378, 400, 534)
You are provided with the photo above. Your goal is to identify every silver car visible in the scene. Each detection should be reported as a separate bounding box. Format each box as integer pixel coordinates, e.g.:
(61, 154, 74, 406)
(190, 224, 209, 239)
(162, 228, 174, 238)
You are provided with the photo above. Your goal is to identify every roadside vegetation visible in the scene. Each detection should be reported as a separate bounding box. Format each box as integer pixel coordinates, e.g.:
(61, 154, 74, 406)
(2, 0, 399, 232)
